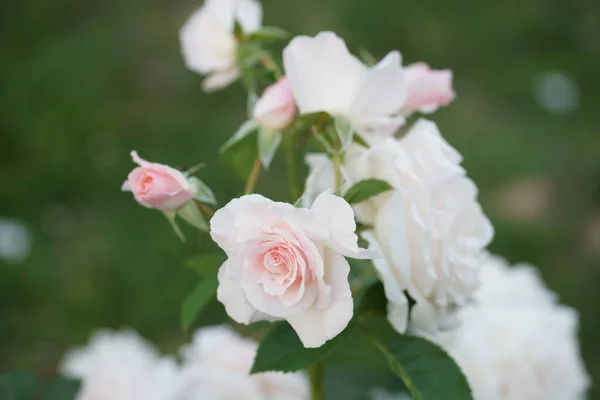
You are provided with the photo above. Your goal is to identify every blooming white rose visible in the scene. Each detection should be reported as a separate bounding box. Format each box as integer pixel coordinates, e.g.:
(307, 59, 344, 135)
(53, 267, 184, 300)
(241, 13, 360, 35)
(60, 330, 181, 400)
(178, 325, 309, 400)
(180, 0, 262, 92)
(210, 191, 377, 348)
(433, 256, 590, 400)
(304, 119, 493, 333)
(283, 31, 406, 136)
(402, 63, 455, 115)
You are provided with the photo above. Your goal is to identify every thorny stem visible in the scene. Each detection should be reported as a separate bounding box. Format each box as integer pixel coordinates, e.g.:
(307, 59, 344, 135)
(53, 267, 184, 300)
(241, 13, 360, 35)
(244, 158, 262, 195)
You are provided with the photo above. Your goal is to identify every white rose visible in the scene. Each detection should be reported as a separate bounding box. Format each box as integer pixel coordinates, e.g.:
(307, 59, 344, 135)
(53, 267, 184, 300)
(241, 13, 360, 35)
(433, 256, 590, 400)
(180, 0, 262, 92)
(210, 191, 377, 348)
(178, 325, 309, 400)
(59, 330, 180, 400)
(304, 119, 493, 333)
(283, 31, 406, 136)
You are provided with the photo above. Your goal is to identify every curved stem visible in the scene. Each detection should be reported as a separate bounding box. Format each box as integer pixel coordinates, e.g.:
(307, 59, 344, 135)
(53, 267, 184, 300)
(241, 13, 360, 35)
(309, 363, 325, 400)
(244, 158, 262, 195)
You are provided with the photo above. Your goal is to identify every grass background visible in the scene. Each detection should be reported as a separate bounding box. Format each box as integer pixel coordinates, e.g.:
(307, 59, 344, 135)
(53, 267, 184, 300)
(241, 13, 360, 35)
(1, 0, 599, 398)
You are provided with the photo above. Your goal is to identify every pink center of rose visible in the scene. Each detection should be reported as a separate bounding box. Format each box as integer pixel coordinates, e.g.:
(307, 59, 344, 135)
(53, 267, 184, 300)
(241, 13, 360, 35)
(138, 174, 154, 195)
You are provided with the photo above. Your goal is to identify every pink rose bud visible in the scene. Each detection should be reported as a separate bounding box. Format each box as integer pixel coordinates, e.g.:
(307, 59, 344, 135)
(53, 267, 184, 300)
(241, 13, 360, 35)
(252, 77, 296, 131)
(403, 63, 455, 115)
(121, 151, 193, 211)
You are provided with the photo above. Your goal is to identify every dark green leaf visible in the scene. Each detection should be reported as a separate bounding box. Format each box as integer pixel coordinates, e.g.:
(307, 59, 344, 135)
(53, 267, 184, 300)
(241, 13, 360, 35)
(344, 179, 392, 204)
(361, 318, 472, 400)
(0, 372, 40, 400)
(42, 377, 80, 400)
(353, 133, 370, 148)
(248, 26, 290, 41)
(357, 281, 387, 316)
(251, 322, 353, 373)
(221, 131, 258, 180)
(184, 253, 226, 277)
(181, 274, 219, 332)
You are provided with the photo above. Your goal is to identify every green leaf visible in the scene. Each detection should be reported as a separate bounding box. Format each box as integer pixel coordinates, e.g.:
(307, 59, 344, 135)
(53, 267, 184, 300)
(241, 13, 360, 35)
(42, 377, 80, 400)
(361, 318, 473, 400)
(0, 372, 40, 400)
(188, 176, 217, 206)
(221, 131, 258, 180)
(357, 281, 387, 316)
(184, 253, 227, 277)
(164, 211, 185, 242)
(344, 179, 392, 204)
(251, 322, 353, 374)
(258, 129, 282, 169)
(334, 116, 354, 150)
(353, 133, 370, 148)
(248, 26, 290, 41)
(247, 91, 259, 117)
(181, 274, 219, 332)
(177, 201, 208, 232)
(237, 42, 268, 68)
(220, 119, 258, 153)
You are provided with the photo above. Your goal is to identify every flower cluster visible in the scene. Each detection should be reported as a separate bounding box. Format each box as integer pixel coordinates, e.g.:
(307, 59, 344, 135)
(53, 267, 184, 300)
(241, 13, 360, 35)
(60, 326, 309, 400)
(431, 255, 590, 400)
(117, 0, 590, 398)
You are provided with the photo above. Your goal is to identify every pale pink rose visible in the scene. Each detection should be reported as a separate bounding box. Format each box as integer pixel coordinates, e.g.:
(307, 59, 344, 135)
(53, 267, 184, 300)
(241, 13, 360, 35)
(121, 151, 193, 211)
(253, 77, 296, 130)
(210, 191, 377, 348)
(402, 63, 455, 115)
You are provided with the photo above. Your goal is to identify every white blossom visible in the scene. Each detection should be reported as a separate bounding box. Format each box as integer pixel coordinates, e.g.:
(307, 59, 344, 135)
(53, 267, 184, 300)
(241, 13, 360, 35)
(433, 255, 590, 400)
(60, 330, 181, 400)
(178, 325, 309, 400)
(180, 0, 262, 92)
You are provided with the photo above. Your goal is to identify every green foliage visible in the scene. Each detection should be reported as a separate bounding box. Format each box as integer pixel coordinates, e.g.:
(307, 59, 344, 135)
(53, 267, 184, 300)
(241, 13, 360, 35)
(248, 26, 290, 42)
(344, 179, 393, 204)
(361, 318, 473, 400)
(184, 253, 227, 277)
(181, 273, 219, 332)
(176, 201, 209, 232)
(357, 281, 388, 316)
(188, 176, 217, 206)
(0, 373, 80, 400)
(334, 116, 354, 150)
(251, 322, 353, 373)
(221, 131, 259, 180)
(258, 129, 282, 169)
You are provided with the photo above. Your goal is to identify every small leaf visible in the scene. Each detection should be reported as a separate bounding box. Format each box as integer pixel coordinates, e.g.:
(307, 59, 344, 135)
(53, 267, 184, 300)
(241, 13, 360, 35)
(181, 274, 219, 332)
(221, 131, 259, 180)
(220, 120, 258, 153)
(344, 179, 392, 204)
(184, 253, 227, 277)
(237, 42, 267, 68)
(361, 317, 473, 400)
(43, 377, 81, 400)
(334, 116, 354, 150)
(247, 91, 259, 117)
(164, 211, 185, 242)
(251, 322, 353, 373)
(258, 129, 282, 169)
(177, 201, 208, 232)
(353, 133, 370, 148)
(188, 177, 217, 206)
(248, 26, 290, 41)
(358, 48, 378, 67)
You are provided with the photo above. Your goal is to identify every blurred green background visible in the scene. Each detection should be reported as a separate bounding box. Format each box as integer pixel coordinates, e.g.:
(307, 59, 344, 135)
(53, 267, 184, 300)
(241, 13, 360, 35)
(1, 0, 599, 398)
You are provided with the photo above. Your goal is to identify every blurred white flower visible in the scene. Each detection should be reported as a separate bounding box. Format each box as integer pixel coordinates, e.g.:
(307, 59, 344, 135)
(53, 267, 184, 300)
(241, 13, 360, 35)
(180, 0, 262, 92)
(60, 330, 181, 400)
(533, 71, 579, 114)
(178, 325, 309, 400)
(0, 218, 32, 263)
(434, 255, 590, 400)
(305, 119, 493, 333)
(283, 31, 406, 136)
